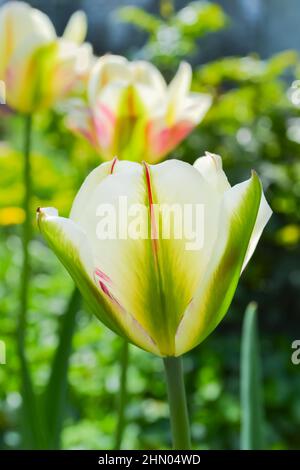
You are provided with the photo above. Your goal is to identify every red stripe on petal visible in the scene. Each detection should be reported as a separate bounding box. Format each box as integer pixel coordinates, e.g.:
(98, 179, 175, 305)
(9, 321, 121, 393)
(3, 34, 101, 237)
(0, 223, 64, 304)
(94, 269, 123, 310)
(143, 162, 159, 259)
(110, 157, 118, 174)
(95, 268, 112, 284)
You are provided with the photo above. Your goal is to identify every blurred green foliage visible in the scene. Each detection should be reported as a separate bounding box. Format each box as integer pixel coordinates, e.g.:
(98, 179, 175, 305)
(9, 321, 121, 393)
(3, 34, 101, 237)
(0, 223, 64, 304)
(1, 0, 300, 450)
(118, 1, 227, 72)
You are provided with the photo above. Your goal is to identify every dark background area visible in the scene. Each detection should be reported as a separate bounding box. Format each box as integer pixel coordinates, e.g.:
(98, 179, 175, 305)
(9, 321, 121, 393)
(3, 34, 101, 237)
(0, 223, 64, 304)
(1, 0, 299, 59)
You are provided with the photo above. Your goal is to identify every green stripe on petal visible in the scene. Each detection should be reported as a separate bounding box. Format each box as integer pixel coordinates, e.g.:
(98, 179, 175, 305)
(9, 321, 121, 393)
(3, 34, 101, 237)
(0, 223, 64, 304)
(145, 160, 222, 355)
(37, 207, 160, 355)
(175, 171, 263, 356)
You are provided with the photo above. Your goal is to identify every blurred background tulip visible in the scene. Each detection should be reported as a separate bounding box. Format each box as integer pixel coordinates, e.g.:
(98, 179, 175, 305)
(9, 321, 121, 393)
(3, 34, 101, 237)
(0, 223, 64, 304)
(0, 2, 90, 113)
(67, 55, 211, 162)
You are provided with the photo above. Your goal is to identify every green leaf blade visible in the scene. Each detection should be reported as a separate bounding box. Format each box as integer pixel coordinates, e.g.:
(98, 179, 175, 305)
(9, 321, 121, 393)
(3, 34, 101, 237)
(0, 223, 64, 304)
(240, 302, 265, 450)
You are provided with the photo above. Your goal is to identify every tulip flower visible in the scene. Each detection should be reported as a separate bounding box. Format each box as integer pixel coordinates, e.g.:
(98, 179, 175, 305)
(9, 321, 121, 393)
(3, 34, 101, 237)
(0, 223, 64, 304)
(37, 153, 271, 357)
(0, 2, 90, 113)
(67, 55, 212, 162)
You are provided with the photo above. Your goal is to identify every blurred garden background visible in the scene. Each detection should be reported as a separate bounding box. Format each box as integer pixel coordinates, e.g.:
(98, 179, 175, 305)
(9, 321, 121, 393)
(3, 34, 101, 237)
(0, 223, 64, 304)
(0, 0, 300, 450)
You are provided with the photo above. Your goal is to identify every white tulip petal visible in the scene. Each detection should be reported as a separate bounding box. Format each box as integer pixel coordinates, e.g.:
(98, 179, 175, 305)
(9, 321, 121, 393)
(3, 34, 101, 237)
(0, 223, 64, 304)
(72, 161, 152, 330)
(70, 160, 116, 223)
(38, 206, 159, 355)
(88, 55, 130, 105)
(150, 157, 222, 286)
(30, 7, 57, 40)
(167, 62, 192, 124)
(242, 190, 272, 271)
(144, 159, 222, 354)
(180, 92, 212, 124)
(193, 152, 230, 194)
(62, 10, 87, 45)
(176, 171, 264, 355)
(133, 83, 166, 115)
(74, 42, 94, 75)
(94, 81, 130, 116)
(73, 161, 167, 352)
(130, 60, 167, 96)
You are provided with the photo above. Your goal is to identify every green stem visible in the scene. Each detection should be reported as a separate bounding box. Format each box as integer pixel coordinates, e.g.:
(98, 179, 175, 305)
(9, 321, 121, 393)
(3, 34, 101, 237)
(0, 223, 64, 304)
(163, 356, 191, 450)
(17, 114, 45, 448)
(240, 302, 264, 450)
(44, 287, 81, 449)
(18, 114, 33, 354)
(114, 339, 129, 450)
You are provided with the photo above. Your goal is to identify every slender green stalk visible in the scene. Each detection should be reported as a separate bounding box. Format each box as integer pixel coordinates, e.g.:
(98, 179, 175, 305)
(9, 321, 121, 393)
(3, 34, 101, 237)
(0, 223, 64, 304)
(17, 114, 45, 448)
(163, 356, 191, 450)
(114, 339, 129, 450)
(44, 287, 81, 449)
(17, 114, 33, 354)
(240, 302, 264, 450)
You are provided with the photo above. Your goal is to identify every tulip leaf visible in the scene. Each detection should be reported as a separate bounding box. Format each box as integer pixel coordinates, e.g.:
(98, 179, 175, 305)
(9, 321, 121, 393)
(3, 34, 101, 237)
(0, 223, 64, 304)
(240, 302, 265, 450)
(43, 287, 81, 449)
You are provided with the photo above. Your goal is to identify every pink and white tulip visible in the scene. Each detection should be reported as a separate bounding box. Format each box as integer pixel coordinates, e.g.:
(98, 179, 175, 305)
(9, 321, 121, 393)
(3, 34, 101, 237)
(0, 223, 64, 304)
(67, 55, 212, 162)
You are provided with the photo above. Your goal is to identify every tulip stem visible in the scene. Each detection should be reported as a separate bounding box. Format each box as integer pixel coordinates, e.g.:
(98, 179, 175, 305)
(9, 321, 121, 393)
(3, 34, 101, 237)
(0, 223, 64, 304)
(18, 114, 33, 356)
(114, 339, 129, 450)
(17, 114, 44, 448)
(163, 356, 191, 450)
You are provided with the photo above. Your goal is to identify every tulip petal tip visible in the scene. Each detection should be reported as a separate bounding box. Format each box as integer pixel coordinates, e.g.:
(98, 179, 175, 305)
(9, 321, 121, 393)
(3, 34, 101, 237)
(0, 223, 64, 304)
(36, 206, 59, 221)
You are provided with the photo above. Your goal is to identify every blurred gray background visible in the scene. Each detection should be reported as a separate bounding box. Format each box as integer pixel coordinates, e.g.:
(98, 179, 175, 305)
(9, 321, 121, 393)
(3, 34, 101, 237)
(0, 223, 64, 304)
(1, 0, 298, 61)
